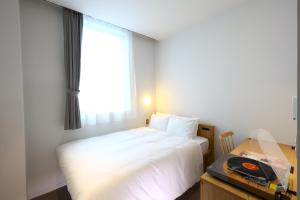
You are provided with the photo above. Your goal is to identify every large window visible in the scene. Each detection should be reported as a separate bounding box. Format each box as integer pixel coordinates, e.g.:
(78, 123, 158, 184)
(80, 16, 136, 125)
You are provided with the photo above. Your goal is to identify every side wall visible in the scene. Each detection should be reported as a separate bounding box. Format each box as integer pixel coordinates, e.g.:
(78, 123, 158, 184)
(0, 0, 27, 199)
(155, 0, 297, 156)
(20, 0, 155, 198)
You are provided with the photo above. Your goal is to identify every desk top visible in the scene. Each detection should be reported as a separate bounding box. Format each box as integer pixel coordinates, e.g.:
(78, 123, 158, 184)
(201, 138, 297, 200)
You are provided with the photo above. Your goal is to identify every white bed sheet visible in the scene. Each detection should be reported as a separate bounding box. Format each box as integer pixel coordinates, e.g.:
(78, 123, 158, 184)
(57, 127, 203, 200)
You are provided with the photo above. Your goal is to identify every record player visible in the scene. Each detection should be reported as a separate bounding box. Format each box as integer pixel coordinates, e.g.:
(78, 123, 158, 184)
(207, 130, 296, 200)
(207, 154, 280, 200)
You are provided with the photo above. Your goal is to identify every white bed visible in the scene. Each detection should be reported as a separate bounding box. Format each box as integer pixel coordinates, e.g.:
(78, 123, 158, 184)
(57, 127, 209, 200)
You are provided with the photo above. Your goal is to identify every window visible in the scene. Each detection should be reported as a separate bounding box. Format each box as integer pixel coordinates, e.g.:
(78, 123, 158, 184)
(80, 16, 136, 125)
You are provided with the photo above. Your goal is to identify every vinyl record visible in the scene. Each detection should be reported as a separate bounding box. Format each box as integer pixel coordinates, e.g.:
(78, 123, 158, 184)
(227, 156, 277, 181)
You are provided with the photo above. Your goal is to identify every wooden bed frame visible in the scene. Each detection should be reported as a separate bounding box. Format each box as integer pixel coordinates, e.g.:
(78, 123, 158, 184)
(197, 123, 215, 170)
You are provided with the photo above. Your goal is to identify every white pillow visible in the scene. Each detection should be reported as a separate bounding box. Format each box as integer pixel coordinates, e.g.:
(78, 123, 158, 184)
(166, 115, 199, 138)
(149, 113, 171, 131)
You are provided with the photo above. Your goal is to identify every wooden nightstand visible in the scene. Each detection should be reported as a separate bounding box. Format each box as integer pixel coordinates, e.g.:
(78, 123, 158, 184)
(197, 124, 215, 171)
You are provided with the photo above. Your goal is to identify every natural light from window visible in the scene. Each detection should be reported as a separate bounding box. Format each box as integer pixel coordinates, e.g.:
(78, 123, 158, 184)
(80, 16, 135, 125)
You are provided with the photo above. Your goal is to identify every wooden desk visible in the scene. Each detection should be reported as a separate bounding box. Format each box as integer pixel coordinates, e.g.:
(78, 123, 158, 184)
(200, 138, 297, 200)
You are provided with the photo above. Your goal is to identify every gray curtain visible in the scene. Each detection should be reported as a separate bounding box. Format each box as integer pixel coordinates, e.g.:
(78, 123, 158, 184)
(63, 8, 83, 130)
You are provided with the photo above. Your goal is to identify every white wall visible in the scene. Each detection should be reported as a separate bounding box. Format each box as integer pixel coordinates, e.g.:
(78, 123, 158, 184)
(0, 0, 27, 199)
(155, 0, 297, 157)
(20, 0, 155, 198)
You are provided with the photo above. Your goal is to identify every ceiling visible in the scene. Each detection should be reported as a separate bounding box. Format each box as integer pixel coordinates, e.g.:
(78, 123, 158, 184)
(46, 0, 247, 40)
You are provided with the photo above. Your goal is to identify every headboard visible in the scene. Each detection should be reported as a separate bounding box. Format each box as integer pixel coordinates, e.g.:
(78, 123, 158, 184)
(197, 123, 215, 157)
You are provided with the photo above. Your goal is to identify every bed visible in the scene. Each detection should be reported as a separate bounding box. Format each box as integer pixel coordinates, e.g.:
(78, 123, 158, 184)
(57, 123, 214, 200)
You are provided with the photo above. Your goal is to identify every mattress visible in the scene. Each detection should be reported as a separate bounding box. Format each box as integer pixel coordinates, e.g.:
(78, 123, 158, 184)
(57, 127, 204, 200)
(193, 136, 209, 154)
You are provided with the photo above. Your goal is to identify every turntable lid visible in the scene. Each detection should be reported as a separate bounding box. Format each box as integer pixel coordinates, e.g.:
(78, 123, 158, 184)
(248, 129, 291, 191)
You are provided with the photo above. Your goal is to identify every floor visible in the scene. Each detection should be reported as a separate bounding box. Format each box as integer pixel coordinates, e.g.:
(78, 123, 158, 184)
(32, 182, 200, 200)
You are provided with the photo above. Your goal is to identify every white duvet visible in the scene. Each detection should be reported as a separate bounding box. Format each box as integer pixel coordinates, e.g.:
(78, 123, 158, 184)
(57, 127, 203, 200)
